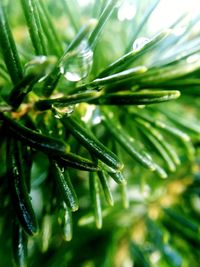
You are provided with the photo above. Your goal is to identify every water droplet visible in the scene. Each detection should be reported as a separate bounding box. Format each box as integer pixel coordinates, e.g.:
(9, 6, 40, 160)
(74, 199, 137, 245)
(132, 37, 150, 52)
(63, 71, 81, 82)
(60, 40, 93, 82)
(53, 105, 74, 119)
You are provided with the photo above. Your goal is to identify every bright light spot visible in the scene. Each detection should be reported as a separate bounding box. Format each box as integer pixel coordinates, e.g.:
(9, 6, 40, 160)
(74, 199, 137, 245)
(128, 185, 150, 202)
(132, 37, 150, 51)
(30, 189, 43, 216)
(191, 196, 200, 214)
(118, 1, 136, 21)
(150, 251, 161, 264)
(77, 0, 91, 7)
(186, 54, 200, 64)
(82, 105, 95, 122)
(122, 258, 132, 267)
(93, 114, 101, 125)
(148, 0, 200, 34)
(64, 71, 81, 82)
(172, 25, 187, 36)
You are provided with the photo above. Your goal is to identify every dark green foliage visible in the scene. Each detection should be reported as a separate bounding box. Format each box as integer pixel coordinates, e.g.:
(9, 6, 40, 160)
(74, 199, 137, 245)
(0, 4, 23, 84)
(0, 0, 200, 266)
(7, 138, 38, 236)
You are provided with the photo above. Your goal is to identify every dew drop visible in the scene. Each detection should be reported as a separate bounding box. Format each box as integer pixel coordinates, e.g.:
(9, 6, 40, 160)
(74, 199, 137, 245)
(53, 105, 74, 119)
(60, 40, 93, 82)
(63, 71, 81, 82)
(132, 37, 150, 52)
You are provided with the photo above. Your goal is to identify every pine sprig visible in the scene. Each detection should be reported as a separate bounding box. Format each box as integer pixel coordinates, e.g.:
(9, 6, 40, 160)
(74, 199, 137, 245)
(0, 0, 200, 266)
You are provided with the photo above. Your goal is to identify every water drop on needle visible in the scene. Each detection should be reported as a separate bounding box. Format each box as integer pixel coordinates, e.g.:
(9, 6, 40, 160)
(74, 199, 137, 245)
(53, 105, 74, 119)
(60, 40, 93, 82)
(132, 37, 150, 52)
(63, 71, 82, 82)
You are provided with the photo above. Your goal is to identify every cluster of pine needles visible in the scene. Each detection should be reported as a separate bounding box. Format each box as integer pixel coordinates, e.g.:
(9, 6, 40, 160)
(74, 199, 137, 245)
(0, 0, 200, 266)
